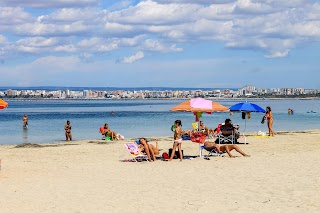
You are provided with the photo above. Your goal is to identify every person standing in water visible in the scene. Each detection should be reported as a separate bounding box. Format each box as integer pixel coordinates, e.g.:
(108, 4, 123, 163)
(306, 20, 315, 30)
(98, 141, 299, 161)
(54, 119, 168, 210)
(22, 114, 28, 129)
(64, 120, 72, 141)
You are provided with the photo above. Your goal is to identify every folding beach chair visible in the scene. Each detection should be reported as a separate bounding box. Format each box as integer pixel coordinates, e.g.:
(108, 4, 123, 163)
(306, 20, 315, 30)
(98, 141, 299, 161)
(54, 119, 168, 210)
(216, 123, 239, 144)
(124, 143, 149, 162)
(200, 145, 226, 157)
(217, 132, 236, 144)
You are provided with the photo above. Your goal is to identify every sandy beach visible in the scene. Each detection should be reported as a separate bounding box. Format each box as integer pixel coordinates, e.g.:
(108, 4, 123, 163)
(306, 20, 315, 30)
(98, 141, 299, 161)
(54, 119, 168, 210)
(1, 130, 320, 213)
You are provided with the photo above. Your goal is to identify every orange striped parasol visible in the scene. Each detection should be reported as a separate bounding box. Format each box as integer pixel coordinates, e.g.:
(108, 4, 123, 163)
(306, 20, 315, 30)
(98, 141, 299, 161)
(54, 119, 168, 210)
(170, 98, 229, 112)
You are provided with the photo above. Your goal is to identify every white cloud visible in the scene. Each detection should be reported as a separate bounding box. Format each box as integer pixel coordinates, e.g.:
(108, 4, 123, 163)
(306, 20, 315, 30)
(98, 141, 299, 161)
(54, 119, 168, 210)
(14, 21, 91, 37)
(0, 35, 7, 44)
(265, 50, 289, 58)
(118, 51, 144, 63)
(0, 7, 33, 25)
(106, 1, 202, 25)
(142, 39, 183, 52)
(38, 8, 103, 23)
(0, 0, 98, 8)
(150, 0, 236, 4)
(1, 0, 320, 63)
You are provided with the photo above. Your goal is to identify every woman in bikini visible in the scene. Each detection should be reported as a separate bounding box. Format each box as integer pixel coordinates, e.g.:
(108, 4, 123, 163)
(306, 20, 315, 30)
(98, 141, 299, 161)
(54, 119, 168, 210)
(199, 121, 210, 135)
(204, 141, 250, 158)
(168, 120, 183, 161)
(265, 106, 275, 136)
(22, 114, 28, 129)
(136, 138, 157, 161)
(64, 120, 72, 141)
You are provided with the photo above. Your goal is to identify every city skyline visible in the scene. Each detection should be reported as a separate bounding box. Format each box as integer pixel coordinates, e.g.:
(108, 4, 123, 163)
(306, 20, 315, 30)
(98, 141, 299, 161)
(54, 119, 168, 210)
(0, 1, 320, 88)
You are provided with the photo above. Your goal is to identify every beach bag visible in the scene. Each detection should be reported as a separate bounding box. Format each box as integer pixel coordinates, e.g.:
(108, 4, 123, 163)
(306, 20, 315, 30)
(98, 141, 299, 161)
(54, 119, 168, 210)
(162, 152, 170, 160)
(169, 149, 184, 159)
(261, 116, 266, 124)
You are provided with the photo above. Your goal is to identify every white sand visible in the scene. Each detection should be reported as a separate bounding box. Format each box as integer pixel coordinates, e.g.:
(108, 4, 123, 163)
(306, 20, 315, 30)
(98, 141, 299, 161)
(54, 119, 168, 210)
(1, 130, 320, 213)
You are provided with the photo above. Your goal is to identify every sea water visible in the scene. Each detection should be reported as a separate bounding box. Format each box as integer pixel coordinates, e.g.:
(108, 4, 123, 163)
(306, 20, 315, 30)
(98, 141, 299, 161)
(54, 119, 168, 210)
(0, 99, 319, 145)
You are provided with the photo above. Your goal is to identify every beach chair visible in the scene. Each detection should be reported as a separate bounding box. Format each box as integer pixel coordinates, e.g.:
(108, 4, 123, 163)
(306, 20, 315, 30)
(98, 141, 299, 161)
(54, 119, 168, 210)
(200, 145, 226, 157)
(217, 132, 236, 144)
(216, 123, 239, 144)
(124, 143, 149, 162)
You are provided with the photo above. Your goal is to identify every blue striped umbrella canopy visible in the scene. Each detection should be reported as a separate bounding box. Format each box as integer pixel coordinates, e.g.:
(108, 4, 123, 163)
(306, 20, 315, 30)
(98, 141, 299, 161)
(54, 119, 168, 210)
(229, 102, 265, 113)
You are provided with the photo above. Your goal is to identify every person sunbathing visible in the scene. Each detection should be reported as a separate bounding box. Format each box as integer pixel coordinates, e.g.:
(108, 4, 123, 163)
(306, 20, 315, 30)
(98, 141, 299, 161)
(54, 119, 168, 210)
(204, 141, 250, 158)
(101, 123, 117, 140)
(136, 138, 159, 161)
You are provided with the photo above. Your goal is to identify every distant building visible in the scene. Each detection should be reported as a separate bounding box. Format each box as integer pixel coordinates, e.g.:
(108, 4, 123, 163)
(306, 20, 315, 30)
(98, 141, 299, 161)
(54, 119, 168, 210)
(83, 90, 90, 98)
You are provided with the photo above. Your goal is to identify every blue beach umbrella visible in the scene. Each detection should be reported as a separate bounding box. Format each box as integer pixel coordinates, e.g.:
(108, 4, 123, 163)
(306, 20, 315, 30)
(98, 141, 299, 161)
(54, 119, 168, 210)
(229, 102, 266, 113)
(229, 101, 266, 143)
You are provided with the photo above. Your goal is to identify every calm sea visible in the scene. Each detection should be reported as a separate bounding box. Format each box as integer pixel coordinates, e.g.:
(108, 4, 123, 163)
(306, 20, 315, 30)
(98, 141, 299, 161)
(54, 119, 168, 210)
(0, 99, 319, 145)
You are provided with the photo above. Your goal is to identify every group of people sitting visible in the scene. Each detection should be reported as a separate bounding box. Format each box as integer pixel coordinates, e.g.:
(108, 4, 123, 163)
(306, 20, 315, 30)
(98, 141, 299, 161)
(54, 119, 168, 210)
(131, 118, 248, 162)
(134, 137, 249, 161)
(183, 118, 240, 144)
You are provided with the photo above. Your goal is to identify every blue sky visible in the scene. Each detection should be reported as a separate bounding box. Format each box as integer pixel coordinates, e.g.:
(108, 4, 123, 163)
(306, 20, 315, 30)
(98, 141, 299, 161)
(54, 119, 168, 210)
(0, 0, 319, 89)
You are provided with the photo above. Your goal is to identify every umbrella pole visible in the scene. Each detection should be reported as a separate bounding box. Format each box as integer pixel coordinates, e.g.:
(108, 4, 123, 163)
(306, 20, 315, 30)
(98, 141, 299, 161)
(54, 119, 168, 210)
(243, 118, 247, 144)
(197, 120, 202, 158)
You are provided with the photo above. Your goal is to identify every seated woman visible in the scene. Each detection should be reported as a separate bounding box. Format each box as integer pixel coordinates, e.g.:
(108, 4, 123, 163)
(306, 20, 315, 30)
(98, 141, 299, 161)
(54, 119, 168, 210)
(204, 141, 250, 158)
(199, 121, 210, 135)
(101, 123, 117, 140)
(136, 138, 159, 161)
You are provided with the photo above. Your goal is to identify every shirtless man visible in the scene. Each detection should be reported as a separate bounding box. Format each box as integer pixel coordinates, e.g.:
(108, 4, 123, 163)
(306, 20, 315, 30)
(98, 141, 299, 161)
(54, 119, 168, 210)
(204, 141, 250, 158)
(101, 123, 117, 140)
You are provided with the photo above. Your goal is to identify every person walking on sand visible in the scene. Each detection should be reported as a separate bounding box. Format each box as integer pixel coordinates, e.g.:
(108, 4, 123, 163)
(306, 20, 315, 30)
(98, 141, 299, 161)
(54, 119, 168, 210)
(168, 120, 184, 161)
(22, 114, 28, 129)
(265, 106, 275, 136)
(64, 120, 72, 141)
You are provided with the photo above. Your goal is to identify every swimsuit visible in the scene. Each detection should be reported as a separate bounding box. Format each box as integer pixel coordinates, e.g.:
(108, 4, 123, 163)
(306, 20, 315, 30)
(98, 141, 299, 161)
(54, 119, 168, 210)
(174, 139, 182, 143)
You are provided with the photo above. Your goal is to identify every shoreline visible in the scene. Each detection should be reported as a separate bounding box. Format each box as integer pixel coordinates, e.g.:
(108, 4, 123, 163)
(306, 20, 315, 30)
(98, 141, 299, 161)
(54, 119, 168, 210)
(1, 129, 319, 147)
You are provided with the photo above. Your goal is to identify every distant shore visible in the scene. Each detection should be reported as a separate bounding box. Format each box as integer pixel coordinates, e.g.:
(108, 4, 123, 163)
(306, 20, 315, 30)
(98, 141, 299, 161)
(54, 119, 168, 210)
(2, 97, 320, 101)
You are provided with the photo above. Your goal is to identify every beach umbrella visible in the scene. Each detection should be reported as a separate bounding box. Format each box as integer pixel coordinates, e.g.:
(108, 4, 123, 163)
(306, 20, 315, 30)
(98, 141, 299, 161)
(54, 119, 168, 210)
(229, 102, 266, 113)
(171, 98, 229, 113)
(0, 99, 8, 109)
(171, 98, 229, 157)
(229, 101, 266, 143)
